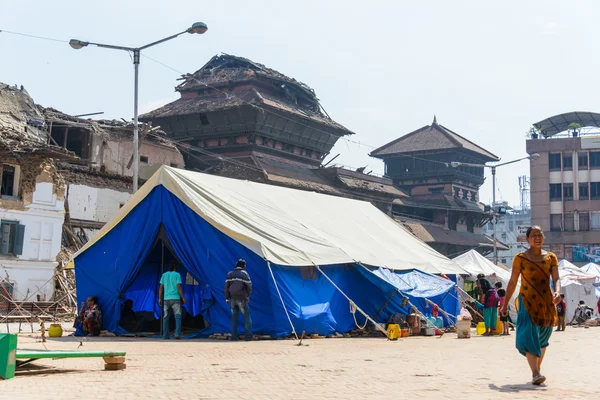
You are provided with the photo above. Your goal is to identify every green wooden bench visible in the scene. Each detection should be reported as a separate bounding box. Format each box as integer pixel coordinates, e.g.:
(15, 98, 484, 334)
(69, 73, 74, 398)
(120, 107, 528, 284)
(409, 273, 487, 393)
(0, 334, 126, 380)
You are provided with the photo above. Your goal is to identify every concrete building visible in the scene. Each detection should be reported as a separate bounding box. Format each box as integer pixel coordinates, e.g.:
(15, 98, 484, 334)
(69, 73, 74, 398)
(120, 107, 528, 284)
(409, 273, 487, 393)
(482, 201, 531, 267)
(527, 111, 600, 264)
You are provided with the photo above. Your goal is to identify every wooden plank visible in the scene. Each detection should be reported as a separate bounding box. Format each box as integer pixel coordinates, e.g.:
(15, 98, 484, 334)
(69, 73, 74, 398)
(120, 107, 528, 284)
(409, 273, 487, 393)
(16, 350, 126, 359)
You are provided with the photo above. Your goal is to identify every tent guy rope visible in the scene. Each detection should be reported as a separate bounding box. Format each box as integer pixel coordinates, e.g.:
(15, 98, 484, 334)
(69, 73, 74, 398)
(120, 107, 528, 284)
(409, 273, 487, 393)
(314, 265, 390, 339)
(266, 261, 299, 341)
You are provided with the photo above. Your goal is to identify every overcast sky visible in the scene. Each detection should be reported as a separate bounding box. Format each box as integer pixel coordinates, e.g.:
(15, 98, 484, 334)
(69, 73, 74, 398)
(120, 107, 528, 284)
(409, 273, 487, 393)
(1, 1, 596, 207)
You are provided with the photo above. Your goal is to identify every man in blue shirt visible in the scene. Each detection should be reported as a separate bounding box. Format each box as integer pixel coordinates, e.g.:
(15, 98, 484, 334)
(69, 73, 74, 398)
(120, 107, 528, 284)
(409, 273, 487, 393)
(159, 261, 187, 339)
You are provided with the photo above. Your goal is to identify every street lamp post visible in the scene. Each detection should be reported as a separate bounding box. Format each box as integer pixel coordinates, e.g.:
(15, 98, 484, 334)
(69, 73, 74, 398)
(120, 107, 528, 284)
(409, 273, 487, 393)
(69, 22, 208, 192)
(450, 153, 540, 265)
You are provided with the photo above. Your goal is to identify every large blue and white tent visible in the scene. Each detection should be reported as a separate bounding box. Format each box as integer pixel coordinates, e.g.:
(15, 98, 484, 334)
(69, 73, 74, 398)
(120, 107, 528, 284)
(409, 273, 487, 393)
(72, 166, 465, 337)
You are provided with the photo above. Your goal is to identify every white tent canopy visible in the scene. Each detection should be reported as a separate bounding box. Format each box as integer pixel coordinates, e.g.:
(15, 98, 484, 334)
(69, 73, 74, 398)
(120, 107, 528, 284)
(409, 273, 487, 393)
(75, 166, 468, 275)
(558, 260, 598, 321)
(452, 250, 511, 283)
(581, 263, 600, 298)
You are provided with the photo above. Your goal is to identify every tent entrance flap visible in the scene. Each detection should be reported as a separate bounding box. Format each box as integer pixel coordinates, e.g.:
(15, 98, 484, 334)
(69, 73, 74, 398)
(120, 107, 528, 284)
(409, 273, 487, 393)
(119, 227, 209, 337)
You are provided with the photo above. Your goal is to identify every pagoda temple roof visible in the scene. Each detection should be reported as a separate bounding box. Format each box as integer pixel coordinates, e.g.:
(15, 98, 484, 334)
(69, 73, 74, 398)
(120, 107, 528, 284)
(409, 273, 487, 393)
(370, 117, 498, 162)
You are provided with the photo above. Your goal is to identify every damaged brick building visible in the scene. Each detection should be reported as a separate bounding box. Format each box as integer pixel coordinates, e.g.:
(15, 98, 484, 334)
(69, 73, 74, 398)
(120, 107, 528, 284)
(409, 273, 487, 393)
(0, 83, 184, 301)
(140, 54, 406, 213)
(141, 54, 503, 256)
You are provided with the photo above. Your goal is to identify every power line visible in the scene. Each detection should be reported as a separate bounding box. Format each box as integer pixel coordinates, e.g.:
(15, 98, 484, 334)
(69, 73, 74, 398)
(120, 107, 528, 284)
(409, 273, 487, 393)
(0, 29, 460, 170)
(0, 29, 68, 44)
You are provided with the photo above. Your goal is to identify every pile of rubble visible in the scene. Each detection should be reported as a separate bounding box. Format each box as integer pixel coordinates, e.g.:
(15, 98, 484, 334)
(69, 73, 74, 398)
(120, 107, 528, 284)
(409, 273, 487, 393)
(51, 246, 78, 320)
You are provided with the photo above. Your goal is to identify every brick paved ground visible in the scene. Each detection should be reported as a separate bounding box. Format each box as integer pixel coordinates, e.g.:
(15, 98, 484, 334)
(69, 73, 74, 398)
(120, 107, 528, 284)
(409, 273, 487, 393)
(2, 327, 598, 400)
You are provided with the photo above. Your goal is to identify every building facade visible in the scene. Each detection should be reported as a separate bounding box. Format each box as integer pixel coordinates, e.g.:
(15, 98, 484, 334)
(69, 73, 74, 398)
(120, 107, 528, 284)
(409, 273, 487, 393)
(482, 201, 531, 267)
(0, 83, 185, 300)
(0, 84, 74, 300)
(528, 111, 600, 264)
(370, 117, 506, 257)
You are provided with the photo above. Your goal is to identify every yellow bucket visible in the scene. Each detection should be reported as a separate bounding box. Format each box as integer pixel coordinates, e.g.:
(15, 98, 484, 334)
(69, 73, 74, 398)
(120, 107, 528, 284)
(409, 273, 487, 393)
(387, 324, 401, 339)
(476, 322, 486, 335)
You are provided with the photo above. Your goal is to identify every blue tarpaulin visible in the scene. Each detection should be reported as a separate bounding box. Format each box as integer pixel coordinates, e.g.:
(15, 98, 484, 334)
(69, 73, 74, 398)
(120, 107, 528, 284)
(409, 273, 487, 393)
(74, 182, 459, 337)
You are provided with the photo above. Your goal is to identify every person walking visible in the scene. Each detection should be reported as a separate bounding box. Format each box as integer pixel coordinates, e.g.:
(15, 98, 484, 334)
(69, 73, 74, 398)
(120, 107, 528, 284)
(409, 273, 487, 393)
(501, 225, 560, 386)
(159, 261, 187, 339)
(556, 294, 566, 331)
(225, 259, 253, 341)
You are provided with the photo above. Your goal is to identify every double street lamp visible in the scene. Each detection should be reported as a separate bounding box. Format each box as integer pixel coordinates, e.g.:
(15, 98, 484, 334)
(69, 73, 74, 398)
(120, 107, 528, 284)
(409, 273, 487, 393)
(450, 153, 540, 265)
(69, 22, 208, 192)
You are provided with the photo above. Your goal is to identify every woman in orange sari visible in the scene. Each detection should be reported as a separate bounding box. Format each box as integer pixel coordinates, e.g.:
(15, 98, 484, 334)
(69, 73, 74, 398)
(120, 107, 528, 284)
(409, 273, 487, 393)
(500, 226, 560, 385)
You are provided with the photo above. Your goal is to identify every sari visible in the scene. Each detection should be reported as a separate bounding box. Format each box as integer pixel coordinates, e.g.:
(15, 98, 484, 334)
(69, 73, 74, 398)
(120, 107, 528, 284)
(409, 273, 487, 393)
(512, 251, 557, 357)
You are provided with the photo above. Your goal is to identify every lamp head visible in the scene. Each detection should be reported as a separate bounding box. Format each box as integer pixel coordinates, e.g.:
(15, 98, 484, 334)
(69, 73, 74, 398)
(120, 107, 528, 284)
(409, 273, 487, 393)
(69, 39, 88, 50)
(450, 161, 461, 168)
(189, 22, 208, 34)
(529, 153, 540, 161)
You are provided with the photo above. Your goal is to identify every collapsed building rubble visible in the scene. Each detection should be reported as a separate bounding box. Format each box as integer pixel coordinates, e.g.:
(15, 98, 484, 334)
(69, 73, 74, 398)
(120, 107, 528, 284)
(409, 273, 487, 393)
(0, 82, 185, 320)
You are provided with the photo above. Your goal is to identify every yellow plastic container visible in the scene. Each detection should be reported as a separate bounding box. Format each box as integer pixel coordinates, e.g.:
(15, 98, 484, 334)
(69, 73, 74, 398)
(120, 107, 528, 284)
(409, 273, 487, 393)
(494, 319, 503, 335)
(48, 324, 63, 338)
(386, 324, 401, 339)
(476, 322, 486, 335)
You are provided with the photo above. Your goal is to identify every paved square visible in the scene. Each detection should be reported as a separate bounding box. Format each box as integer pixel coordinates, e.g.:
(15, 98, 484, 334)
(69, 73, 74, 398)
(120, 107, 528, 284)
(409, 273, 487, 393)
(3, 328, 598, 399)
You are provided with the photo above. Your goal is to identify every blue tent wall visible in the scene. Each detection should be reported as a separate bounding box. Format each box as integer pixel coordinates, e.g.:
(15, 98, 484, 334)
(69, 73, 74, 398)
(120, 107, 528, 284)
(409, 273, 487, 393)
(74, 185, 458, 336)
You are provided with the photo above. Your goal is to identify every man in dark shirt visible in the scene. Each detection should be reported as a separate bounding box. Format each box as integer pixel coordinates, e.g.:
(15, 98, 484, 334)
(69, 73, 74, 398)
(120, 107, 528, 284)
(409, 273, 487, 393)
(225, 259, 253, 341)
(556, 294, 566, 331)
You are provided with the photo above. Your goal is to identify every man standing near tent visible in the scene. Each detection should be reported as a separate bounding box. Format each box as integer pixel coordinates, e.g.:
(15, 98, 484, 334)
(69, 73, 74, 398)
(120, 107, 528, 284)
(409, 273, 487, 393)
(159, 261, 187, 339)
(225, 259, 253, 341)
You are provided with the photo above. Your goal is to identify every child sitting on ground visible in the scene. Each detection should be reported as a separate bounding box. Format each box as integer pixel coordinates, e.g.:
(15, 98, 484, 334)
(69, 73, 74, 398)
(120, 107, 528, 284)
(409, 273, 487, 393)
(497, 288, 509, 336)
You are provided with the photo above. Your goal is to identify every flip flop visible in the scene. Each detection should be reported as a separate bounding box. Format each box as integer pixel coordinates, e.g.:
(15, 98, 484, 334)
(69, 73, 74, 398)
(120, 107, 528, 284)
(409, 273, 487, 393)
(532, 374, 546, 385)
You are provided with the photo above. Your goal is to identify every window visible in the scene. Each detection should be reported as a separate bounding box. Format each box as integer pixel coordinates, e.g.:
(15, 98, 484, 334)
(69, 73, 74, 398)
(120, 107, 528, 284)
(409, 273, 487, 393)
(140, 155, 149, 164)
(578, 152, 589, 170)
(591, 182, 600, 200)
(564, 213, 575, 232)
(508, 221, 514, 231)
(501, 232, 507, 239)
(563, 183, 574, 201)
(501, 258, 507, 264)
(562, 153, 573, 171)
(1, 165, 15, 197)
(199, 113, 209, 125)
(550, 214, 562, 232)
(0, 221, 25, 256)
(550, 184, 562, 201)
(592, 212, 600, 231)
(300, 266, 318, 280)
(579, 212, 590, 232)
(549, 153, 561, 171)
(428, 187, 443, 194)
(591, 152, 600, 169)
(579, 183, 589, 200)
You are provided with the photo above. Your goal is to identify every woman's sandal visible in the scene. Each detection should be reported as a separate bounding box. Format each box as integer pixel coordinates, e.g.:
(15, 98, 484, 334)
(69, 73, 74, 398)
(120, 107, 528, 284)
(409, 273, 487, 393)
(532, 374, 546, 385)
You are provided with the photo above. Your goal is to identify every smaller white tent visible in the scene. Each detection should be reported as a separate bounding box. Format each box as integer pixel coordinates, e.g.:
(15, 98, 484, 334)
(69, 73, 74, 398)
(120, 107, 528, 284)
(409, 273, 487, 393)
(453, 250, 512, 284)
(453, 250, 518, 320)
(558, 260, 598, 321)
(581, 263, 600, 298)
